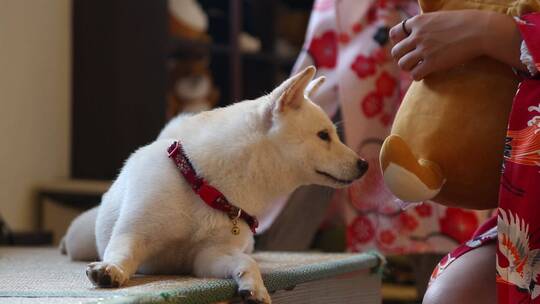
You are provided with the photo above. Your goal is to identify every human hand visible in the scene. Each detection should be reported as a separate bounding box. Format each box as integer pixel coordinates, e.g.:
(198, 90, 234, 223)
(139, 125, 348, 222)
(389, 10, 520, 80)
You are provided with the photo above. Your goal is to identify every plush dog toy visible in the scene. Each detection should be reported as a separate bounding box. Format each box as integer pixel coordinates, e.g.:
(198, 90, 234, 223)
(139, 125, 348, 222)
(169, 0, 209, 42)
(380, 0, 538, 209)
(167, 56, 220, 119)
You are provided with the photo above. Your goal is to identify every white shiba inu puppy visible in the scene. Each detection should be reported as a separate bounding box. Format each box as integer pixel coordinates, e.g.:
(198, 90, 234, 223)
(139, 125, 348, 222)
(64, 66, 367, 303)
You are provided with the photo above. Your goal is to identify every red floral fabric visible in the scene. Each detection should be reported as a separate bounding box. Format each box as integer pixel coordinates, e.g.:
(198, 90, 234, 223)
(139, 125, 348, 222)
(351, 55, 377, 79)
(439, 208, 480, 244)
(497, 13, 540, 303)
(308, 31, 338, 69)
(429, 13, 540, 303)
(286, 0, 491, 255)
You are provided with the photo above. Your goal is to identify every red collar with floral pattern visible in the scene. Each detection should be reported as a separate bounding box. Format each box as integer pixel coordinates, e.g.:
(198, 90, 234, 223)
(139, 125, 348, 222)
(167, 141, 258, 235)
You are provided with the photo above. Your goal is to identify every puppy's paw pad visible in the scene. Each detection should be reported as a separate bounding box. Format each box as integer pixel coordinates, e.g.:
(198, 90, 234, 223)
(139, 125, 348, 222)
(239, 290, 254, 298)
(238, 288, 271, 304)
(86, 262, 126, 288)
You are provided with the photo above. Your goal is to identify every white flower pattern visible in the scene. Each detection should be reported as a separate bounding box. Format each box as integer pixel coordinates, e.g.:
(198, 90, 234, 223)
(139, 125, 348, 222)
(497, 209, 540, 299)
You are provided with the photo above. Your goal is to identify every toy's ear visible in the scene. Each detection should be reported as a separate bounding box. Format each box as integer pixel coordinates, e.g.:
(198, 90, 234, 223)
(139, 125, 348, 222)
(306, 76, 325, 99)
(272, 66, 316, 112)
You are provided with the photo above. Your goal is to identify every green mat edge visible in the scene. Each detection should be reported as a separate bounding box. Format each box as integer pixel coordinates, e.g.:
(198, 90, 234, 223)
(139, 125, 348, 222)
(92, 252, 383, 304)
(0, 252, 383, 304)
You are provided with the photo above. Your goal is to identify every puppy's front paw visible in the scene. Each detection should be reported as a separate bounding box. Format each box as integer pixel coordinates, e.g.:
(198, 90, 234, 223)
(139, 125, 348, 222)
(237, 277, 271, 304)
(86, 262, 128, 288)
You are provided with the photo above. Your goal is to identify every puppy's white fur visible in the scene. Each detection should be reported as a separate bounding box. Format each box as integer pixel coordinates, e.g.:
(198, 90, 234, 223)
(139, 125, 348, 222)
(68, 67, 364, 303)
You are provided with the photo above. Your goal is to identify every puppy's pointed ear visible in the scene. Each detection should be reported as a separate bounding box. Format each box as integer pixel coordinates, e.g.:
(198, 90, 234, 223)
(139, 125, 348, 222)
(306, 76, 325, 99)
(271, 66, 316, 112)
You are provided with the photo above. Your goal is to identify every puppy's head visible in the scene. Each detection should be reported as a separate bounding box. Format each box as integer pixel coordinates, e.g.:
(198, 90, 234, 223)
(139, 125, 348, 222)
(266, 66, 368, 188)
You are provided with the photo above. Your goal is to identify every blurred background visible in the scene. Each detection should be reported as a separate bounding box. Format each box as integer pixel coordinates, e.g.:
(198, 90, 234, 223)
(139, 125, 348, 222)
(0, 1, 444, 303)
(0, 0, 312, 241)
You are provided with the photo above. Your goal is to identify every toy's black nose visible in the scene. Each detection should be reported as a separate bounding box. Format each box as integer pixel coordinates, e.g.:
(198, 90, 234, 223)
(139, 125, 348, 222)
(357, 159, 369, 176)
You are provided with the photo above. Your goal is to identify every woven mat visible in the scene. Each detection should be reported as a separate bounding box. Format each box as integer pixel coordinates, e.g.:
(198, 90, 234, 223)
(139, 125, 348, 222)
(0, 247, 382, 304)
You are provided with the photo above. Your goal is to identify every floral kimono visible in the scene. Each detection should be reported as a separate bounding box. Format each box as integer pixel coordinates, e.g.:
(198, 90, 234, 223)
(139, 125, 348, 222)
(428, 12, 540, 303)
(284, 0, 491, 255)
(497, 12, 540, 304)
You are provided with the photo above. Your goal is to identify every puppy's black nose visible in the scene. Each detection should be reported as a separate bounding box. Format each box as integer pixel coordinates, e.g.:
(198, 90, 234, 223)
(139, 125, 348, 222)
(357, 159, 369, 176)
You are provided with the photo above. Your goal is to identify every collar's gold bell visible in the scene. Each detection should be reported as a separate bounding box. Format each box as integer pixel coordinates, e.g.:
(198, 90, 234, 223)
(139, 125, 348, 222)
(231, 218, 240, 235)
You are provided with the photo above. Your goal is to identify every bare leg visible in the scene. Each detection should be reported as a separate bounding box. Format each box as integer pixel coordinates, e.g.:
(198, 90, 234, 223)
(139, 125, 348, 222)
(423, 243, 496, 304)
(193, 246, 271, 303)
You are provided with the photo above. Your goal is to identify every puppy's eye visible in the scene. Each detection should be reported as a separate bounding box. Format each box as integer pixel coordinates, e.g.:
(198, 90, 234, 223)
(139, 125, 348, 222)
(317, 130, 330, 142)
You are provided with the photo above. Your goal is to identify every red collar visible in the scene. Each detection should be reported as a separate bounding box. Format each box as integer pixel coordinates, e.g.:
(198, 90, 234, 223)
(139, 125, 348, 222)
(167, 141, 258, 234)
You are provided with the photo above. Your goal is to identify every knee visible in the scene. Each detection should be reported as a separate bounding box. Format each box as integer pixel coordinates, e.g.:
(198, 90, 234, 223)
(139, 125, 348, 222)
(422, 283, 445, 304)
(423, 244, 496, 304)
(421, 269, 468, 304)
(422, 278, 489, 304)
